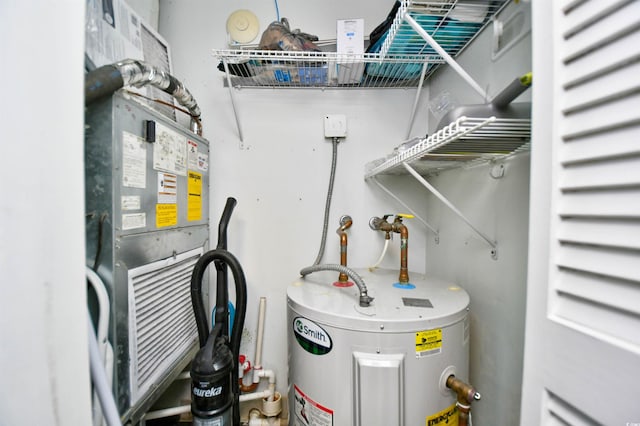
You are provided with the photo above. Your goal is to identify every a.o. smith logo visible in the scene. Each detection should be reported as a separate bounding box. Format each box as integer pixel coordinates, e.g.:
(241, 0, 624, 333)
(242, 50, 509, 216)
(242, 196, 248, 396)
(293, 317, 332, 355)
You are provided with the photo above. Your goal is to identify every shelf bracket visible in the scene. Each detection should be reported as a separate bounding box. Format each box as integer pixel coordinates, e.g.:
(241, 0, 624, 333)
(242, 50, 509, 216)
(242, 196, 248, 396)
(368, 176, 439, 242)
(221, 60, 245, 143)
(402, 10, 488, 100)
(402, 162, 498, 259)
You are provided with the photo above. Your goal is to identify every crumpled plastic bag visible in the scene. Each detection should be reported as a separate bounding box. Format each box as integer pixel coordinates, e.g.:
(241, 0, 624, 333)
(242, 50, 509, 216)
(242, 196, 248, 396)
(258, 18, 321, 52)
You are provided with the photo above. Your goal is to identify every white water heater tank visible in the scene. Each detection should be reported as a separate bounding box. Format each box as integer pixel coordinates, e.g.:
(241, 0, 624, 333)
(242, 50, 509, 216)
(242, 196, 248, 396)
(287, 268, 470, 426)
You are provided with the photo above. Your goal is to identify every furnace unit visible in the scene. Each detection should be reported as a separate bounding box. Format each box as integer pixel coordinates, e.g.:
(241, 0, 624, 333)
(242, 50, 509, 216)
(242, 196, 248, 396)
(85, 91, 210, 423)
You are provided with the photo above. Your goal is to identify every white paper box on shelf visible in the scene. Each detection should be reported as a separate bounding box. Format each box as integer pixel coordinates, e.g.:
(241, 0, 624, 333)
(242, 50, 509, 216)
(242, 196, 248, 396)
(336, 18, 365, 84)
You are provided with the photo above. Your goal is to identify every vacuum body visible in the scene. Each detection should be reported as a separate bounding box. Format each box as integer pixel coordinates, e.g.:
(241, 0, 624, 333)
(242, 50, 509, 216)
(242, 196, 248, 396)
(190, 198, 247, 426)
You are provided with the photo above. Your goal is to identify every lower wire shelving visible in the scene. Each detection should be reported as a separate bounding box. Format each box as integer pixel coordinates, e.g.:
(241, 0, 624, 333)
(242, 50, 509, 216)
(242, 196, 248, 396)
(365, 115, 531, 259)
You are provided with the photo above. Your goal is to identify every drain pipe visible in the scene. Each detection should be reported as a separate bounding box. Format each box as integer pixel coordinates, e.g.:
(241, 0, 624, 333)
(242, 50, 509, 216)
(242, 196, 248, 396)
(239, 297, 267, 393)
(446, 375, 481, 426)
(335, 215, 353, 285)
(85, 58, 203, 135)
(369, 214, 413, 284)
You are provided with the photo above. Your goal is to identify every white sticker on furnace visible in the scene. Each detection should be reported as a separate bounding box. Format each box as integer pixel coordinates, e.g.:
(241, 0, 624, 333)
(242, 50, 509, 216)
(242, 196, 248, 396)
(293, 384, 333, 426)
(122, 131, 146, 189)
(153, 122, 187, 176)
(122, 213, 146, 230)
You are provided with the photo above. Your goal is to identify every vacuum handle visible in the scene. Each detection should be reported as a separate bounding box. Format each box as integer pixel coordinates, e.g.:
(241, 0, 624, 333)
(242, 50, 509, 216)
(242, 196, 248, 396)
(490, 72, 532, 109)
(217, 197, 238, 250)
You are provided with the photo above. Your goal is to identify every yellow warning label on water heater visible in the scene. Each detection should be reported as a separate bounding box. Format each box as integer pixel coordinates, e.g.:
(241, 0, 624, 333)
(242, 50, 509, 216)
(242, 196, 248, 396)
(156, 203, 178, 228)
(415, 328, 442, 357)
(187, 171, 202, 221)
(426, 403, 458, 426)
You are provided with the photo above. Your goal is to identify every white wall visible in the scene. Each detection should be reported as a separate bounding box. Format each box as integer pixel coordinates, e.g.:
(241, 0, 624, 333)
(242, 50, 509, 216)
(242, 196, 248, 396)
(0, 1, 91, 425)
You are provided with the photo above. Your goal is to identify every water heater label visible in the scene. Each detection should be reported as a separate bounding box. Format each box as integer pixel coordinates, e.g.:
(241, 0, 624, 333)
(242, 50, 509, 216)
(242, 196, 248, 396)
(293, 317, 332, 355)
(293, 384, 334, 426)
(415, 329, 442, 357)
(426, 403, 458, 426)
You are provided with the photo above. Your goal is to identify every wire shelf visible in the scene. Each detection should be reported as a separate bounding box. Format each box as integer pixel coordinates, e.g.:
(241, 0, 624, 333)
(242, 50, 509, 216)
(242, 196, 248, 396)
(365, 116, 532, 177)
(213, 1, 507, 90)
(213, 50, 441, 89)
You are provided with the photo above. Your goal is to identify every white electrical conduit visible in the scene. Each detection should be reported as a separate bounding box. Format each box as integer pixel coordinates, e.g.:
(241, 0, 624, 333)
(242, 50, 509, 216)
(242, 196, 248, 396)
(86, 268, 115, 426)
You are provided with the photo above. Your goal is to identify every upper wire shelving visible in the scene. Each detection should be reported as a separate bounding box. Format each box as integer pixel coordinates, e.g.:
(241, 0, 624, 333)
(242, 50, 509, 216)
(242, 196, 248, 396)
(213, 1, 508, 140)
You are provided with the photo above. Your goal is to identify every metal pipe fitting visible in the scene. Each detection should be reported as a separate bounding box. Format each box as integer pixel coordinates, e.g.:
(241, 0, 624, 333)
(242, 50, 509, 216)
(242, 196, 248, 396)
(336, 215, 353, 283)
(446, 375, 481, 426)
(369, 214, 411, 284)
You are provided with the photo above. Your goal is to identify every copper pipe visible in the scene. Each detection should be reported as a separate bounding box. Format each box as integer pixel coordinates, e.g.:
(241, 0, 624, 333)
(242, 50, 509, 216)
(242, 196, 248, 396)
(238, 377, 258, 393)
(446, 375, 481, 426)
(369, 215, 411, 284)
(336, 216, 352, 283)
(395, 219, 409, 284)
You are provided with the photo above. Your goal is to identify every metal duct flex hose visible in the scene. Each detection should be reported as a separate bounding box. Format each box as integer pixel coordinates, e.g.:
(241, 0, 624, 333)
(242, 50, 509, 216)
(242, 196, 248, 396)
(299, 264, 374, 307)
(85, 58, 202, 135)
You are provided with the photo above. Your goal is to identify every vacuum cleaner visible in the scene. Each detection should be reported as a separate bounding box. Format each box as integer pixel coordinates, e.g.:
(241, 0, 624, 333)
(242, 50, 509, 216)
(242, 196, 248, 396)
(190, 197, 247, 426)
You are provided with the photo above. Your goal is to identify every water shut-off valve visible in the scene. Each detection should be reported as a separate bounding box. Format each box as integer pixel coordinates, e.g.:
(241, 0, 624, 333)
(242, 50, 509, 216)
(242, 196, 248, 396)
(369, 214, 413, 284)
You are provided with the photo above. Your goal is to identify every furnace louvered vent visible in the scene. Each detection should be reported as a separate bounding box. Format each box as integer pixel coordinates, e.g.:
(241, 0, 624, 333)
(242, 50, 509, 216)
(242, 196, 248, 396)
(128, 248, 202, 402)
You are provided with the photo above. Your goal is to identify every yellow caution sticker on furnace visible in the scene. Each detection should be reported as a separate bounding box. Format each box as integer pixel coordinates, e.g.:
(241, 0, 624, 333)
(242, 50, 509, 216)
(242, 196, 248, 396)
(156, 203, 178, 228)
(187, 171, 202, 221)
(426, 403, 458, 426)
(415, 328, 442, 357)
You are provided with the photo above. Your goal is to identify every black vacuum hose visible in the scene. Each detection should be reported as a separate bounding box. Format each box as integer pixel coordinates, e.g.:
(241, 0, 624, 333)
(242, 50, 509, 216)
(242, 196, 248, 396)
(190, 249, 247, 426)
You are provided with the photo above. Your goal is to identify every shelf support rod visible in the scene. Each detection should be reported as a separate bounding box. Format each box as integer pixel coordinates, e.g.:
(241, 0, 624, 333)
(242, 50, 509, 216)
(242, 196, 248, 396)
(402, 12, 488, 100)
(406, 61, 429, 139)
(402, 163, 497, 256)
(221, 60, 245, 143)
(369, 176, 439, 238)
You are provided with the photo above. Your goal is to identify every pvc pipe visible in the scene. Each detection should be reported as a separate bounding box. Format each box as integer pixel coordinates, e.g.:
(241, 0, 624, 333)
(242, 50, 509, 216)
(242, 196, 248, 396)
(142, 405, 191, 421)
(254, 297, 267, 371)
(257, 369, 275, 384)
(239, 389, 273, 403)
(88, 312, 122, 426)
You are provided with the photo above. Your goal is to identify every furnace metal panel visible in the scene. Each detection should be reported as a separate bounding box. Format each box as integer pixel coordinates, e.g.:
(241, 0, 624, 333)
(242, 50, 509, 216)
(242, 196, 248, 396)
(85, 91, 210, 423)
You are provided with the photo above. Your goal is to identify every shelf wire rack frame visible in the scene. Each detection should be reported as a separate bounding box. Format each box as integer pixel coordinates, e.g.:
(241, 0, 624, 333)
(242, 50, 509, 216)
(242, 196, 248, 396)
(212, 0, 508, 141)
(365, 115, 532, 259)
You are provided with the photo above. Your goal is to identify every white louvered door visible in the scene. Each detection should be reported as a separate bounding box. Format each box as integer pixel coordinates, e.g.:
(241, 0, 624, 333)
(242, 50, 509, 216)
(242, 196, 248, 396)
(522, 1, 640, 424)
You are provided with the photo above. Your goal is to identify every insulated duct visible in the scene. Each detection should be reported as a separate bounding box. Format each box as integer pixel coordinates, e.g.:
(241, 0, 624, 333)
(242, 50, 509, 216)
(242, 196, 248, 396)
(85, 59, 202, 135)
